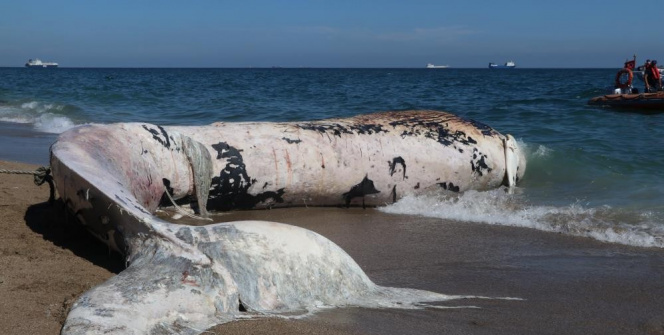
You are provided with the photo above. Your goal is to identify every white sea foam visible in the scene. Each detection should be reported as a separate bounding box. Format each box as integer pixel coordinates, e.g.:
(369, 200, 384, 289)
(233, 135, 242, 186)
(0, 105, 32, 123)
(0, 101, 77, 133)
(379, 189, 664, 249)
(530, 143, 551, 158)
(34, 113, 76, 133)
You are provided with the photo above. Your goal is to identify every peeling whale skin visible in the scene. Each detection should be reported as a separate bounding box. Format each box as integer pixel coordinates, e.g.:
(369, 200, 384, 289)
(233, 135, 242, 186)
(50, 110, 525, 334)
(60, 219, 462, 334)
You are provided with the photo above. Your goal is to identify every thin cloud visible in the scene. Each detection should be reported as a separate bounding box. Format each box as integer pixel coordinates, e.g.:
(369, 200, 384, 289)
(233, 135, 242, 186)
(284, 26, 341, 35)
(376, 26, 477, 43)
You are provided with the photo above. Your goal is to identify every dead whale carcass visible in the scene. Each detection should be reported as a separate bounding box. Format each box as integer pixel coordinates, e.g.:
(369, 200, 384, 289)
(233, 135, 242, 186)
(50, 110, 525, 334)
(188, 111, 525, 209)
(55, 110, 525, 214)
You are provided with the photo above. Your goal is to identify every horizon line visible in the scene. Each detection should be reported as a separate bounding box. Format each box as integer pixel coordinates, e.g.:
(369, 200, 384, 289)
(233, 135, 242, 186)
(1, 66, 625, 69)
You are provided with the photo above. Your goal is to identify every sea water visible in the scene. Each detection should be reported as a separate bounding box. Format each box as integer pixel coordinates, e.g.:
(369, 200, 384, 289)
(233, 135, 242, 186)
(1, 67, 662, 248)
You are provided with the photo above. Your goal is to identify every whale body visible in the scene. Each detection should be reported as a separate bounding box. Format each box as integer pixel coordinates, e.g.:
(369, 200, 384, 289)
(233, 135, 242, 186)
(50, 110, 525, 334)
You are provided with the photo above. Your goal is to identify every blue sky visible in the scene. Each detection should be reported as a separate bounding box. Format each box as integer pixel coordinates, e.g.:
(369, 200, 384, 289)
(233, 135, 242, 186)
(1, 0, 662, 68)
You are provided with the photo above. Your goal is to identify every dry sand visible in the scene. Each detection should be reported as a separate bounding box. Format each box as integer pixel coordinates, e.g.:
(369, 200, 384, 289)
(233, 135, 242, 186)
(1, 160, 664, 335)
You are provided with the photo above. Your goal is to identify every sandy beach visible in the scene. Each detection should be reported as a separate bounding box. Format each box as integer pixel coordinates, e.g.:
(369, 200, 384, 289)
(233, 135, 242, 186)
(1, 159, 663, 335)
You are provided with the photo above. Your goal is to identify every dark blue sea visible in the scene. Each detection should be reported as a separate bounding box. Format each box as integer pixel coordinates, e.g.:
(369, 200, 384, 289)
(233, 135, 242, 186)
(1, 67, 663, 248)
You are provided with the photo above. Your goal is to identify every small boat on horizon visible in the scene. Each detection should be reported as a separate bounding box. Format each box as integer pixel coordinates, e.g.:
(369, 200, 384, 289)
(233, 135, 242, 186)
(25, 58, 58, 68)
(426, 63, 449, 69)
(489, 61, 515, 69)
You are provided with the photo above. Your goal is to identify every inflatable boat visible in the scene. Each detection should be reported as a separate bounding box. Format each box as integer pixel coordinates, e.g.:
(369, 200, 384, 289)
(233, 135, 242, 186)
(588, 91, 664, 111)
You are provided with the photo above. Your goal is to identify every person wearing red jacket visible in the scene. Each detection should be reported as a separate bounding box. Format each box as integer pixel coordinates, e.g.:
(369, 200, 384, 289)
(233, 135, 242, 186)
(645, 60, 662, 92)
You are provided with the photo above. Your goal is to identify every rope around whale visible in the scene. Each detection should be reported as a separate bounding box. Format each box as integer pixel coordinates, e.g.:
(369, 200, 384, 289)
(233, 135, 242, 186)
(0, 166, 55, 204)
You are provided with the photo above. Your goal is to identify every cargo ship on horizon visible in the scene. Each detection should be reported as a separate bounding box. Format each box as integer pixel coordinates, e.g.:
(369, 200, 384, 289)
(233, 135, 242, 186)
(489, 61, 515, 69)
(25, 58, 58, 68)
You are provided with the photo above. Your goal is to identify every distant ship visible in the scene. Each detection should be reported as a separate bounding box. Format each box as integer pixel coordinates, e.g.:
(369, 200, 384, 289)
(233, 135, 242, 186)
(426, 63, 449, 69)
(489, 61, 515, 69)
(25, 58, 58, 68)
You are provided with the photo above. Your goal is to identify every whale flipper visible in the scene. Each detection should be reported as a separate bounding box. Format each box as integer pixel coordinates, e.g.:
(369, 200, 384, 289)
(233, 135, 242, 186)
(504, 134, 520, 188)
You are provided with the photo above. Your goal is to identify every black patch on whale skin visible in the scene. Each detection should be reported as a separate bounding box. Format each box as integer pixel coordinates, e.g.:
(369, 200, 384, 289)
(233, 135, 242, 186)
(467, 119, 496, 137)
(399, 130, 415, 138)
(142, 124, 172, 149)
(470, 148, 492, 177)
(210, 142, 251, 194)
(208, 141, 285, 210)
(158, 178, 182, 207)
(429, 127, 477, 147)
(438, 182, 460, 192)
(389, 117, 491, 148)
(297, 123, 350, 137)
(282, 137, 302, 144)
(162, 178, 174, 195)
(353, 123, 388, 135)
(391, 185, 397, 203)
(388, 156, 407, 180)
(342, 175, 380, 208)
(297, 122, 388, 138)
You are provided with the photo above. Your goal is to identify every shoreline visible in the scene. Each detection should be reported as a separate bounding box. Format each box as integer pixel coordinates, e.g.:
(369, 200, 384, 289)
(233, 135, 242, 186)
(1, 160, 663, 334)
(0, 122, 56, 166)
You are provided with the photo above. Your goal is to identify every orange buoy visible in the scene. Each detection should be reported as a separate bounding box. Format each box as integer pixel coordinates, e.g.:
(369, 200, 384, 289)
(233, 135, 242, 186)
(615, 68, 633, 89)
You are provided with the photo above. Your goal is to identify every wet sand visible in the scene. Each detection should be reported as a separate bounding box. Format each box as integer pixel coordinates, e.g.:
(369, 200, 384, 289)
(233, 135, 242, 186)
(1, 160, 663, 334)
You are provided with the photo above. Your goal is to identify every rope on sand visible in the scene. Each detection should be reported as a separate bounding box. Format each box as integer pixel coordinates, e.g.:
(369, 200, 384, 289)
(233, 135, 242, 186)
(0, 166, 55, 204)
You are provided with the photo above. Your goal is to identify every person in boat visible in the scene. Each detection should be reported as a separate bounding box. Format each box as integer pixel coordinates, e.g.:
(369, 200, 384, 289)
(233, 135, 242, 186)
(641, 60, 651, 92)
(644, 60, 662, 93)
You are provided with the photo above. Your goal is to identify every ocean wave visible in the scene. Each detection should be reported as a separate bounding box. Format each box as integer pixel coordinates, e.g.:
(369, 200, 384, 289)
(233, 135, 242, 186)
(526, 142, 552, 158)
(34, 113, 77, 133)
(0, 100, 80, 134)
(379, 189, 664, 249)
